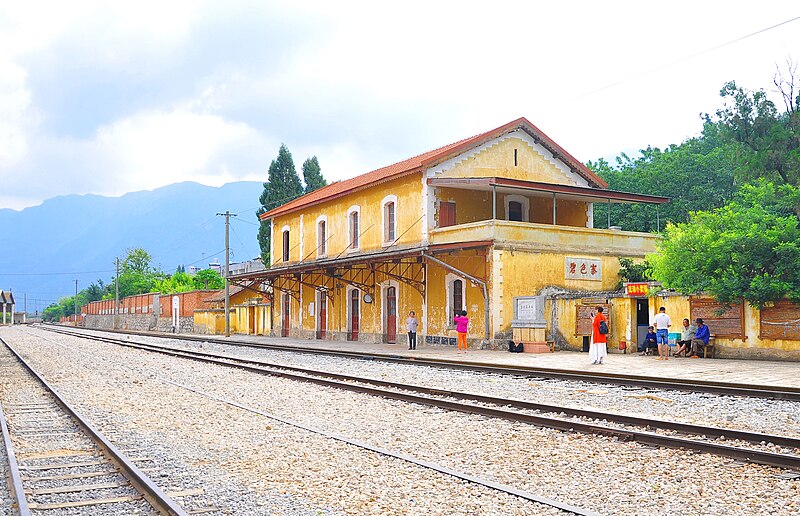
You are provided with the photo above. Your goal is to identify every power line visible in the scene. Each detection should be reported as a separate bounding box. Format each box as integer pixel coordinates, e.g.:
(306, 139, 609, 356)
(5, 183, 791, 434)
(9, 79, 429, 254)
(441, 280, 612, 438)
(0, 269, 115, 277)
(575, 15, 800, 100)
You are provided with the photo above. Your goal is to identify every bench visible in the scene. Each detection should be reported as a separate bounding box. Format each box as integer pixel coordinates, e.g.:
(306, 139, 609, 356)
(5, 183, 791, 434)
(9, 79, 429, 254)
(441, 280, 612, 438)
(703, 337, 716, 358)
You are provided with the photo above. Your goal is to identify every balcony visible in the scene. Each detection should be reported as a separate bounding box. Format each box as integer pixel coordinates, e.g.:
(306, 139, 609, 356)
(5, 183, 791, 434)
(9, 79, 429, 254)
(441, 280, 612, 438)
(429, 220, 658, 256)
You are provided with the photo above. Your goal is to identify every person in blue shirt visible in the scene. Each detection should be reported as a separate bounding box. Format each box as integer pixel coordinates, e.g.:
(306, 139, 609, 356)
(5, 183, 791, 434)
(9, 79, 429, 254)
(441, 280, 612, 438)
(639, 326, 658, 356)
(690, 318, 711, 358)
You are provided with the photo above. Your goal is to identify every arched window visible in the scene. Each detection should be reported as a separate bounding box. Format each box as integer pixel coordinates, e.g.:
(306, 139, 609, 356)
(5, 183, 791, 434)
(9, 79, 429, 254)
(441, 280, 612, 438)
(382, 195, 397, 244)
(446, 273, 466, 323)
(282, 228, 290, 262)
(505, 195, 530, 222)
(347, 206, 360, 250)
(316, 215, 328, 257)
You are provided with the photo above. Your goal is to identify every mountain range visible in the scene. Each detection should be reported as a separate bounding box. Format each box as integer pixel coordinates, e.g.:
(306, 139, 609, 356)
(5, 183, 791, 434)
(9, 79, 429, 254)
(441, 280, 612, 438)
(0, 181, 264, 314)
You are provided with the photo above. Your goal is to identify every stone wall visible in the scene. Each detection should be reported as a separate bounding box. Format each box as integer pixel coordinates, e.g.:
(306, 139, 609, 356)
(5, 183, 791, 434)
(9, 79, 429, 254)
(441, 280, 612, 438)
(83, 314, 195, 333)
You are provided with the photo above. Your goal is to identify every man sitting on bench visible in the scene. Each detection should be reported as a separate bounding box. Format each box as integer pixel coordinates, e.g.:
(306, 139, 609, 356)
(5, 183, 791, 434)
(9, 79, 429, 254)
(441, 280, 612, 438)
(689, 318, 711, 358)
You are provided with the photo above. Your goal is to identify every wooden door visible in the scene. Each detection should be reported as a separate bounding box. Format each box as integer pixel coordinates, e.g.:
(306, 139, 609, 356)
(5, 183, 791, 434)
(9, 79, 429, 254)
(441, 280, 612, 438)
(249, 307, 255, 334)
(282, 295, 290, 337)
(317, 293, 327, 339)
(440, 201, 456, 227)
(386, 286, 397, 343)
(350, 290, 360, 341)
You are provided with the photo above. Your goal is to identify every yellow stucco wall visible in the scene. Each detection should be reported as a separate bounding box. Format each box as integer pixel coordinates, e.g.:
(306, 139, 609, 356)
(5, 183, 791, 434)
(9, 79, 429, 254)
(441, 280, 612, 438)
(437, 136, 576, 185)
(271, 173, 424, 266)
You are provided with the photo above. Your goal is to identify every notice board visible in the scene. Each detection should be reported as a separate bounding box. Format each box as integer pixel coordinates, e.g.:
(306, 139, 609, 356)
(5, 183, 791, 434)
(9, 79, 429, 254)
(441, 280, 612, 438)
(689, 298, 744, 338)
(760, 300, 800, 340)
(576, 303, 611, 336)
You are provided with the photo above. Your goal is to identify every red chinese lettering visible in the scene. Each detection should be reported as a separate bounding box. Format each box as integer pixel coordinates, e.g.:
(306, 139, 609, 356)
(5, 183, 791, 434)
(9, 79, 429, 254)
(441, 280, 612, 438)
(590, 264, 598, 275)
(580, 263, 587, 274)
(569, 262, 577, 274)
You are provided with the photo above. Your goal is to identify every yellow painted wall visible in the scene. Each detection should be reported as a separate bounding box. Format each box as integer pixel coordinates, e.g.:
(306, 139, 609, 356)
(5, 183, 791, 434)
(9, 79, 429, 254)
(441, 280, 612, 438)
(436, 188, 492, 224)
(437, 136, 576, 185)
(271, 173, 424, 267)
(425, 251, 487, 339)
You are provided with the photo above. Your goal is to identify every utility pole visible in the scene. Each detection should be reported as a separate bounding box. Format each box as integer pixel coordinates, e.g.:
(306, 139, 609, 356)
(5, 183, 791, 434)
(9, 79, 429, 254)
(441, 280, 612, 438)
(74, 279, 78, 326)
(216, 211, 237, 337)
(115, 258, 120, 329)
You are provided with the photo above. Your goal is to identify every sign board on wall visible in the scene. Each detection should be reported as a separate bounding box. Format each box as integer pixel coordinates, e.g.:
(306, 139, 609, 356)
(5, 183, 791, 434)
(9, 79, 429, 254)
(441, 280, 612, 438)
(760, 300, 800, 340)
(511, 296, 546, 329)
(576, 303, 611, 336)
(626, 282, 649, 297)
(565, 257, 602, 281)
(689, 298, 744, 338)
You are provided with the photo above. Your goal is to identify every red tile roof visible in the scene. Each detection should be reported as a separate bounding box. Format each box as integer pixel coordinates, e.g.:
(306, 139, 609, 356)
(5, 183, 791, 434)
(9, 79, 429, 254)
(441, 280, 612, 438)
(260, 117, 606, 220)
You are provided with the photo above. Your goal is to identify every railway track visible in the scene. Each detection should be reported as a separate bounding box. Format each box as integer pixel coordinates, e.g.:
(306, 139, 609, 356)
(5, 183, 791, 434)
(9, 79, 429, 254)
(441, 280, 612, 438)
(47, 324, 800, 401)
(42, 326, 800, 472)
(0, 336, 188, 515)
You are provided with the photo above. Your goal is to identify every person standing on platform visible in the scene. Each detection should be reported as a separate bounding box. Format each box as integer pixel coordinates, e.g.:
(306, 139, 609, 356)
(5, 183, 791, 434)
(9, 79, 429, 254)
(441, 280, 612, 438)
(406, 311, 418, 350)
(590, 306, 608, 365)
(454, 310, 469, 354)
(652, 306, 672, 361)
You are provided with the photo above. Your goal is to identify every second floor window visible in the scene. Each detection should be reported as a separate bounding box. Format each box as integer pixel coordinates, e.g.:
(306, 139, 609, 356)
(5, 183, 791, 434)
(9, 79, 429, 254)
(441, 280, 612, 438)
(282, 230, 290, 262)
(350, 211, 359, 249)
(508, 201, 523, 222)
(318, 220, 326, 256)
(384, 201, 395, 242)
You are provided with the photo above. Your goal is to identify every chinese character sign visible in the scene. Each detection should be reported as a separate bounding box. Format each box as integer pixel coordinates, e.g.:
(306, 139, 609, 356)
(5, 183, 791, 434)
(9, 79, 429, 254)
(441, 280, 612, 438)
(625, 282, 649, 297)
(565, 257, 602, 281)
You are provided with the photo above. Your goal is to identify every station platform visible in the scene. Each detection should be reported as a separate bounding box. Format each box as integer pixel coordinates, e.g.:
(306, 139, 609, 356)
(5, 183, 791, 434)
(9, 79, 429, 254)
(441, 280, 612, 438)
(206, 333, 800, 390)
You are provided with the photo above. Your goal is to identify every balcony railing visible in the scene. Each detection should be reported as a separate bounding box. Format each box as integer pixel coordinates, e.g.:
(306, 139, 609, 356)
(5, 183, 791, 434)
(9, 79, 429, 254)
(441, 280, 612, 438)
(429, 220, 659, 255)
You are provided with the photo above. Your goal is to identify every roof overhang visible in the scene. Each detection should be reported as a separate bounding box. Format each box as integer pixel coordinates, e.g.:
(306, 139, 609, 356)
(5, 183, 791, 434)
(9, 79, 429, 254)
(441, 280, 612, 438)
(428, 177, 670, 205)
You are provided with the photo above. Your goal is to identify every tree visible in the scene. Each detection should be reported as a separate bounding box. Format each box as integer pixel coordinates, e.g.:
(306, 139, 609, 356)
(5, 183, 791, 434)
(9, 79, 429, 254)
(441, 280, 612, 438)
(302, 156, 327, 194)
(588, 126, 737, 232)
(112, 248, 167, 297)
(42, 303, 64, 322)
(192, 269, 224, 290)
(713, 62, 800, 186)
(649, 181, 800, 308)
(256, 144, 304, 264)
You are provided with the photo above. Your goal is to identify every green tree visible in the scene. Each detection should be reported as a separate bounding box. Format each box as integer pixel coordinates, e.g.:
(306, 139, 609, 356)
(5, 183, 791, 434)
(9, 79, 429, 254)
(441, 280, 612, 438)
(588, 124, 737, 233)
(192, 269, 224, 290)
(112, 248, 167, 297)
(649, 181, 800, 308)
(302, 156, 327, 194)
(713, 66, 800, 186)
(42, 303, 64, 322)
(256, 144, 304, 264)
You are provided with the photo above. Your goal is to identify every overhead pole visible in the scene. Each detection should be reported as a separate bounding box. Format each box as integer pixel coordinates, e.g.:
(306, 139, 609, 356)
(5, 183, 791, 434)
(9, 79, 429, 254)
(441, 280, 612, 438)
(74, 279, 78, 326)
(217, 211, 237, 337)
(115, 258, 120, 329)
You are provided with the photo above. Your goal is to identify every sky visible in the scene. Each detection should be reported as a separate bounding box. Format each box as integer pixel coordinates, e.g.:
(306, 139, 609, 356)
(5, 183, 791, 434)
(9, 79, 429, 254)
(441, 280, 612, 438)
(1, 1, 799, 211)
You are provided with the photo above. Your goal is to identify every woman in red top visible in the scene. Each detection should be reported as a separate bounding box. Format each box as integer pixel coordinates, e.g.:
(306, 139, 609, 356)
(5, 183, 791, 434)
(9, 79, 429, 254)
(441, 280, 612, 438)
(590, 306, 608, 365)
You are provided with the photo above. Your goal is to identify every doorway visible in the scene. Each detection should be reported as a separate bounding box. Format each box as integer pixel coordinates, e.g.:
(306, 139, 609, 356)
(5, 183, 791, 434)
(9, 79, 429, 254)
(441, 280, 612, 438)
(249, 306, 255, 334)
(317, 291, 327, 339)
(635, 297, 649, 350)
(281, 294, 290, 337)
(384, 285, 397, 343)
(349, 289, 360, 341)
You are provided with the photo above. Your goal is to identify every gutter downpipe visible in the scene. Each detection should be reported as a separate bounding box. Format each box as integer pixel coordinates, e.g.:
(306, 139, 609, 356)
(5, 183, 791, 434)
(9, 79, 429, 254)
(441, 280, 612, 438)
(422, 252, 490, 342)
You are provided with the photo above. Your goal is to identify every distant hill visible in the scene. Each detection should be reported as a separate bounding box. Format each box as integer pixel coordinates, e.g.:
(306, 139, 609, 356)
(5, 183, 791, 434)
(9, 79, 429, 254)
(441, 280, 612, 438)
(0, 181, 264, 314)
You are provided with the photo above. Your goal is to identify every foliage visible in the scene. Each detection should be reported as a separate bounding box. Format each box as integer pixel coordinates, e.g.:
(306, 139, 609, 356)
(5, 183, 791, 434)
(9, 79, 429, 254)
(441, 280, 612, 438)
(256, 144, 304, 264)
(713, 69, 800, 186)
(302, 156, 327, 194)
(649, 181, 800, 308)
(588, 126, 737, 233)
(42, 303, 64, 322)
(615, 257, 652, 289)
(109, 248, 167, 298)
(192, 268, 224, 290)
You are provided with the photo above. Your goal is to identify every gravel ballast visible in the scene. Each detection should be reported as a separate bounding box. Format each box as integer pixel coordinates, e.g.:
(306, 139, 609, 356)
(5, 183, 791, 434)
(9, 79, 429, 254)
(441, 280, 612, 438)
(2, 326, 799, 515)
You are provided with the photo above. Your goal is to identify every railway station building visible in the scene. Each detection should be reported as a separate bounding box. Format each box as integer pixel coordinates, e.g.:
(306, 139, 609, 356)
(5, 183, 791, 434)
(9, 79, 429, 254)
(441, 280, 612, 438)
(234, 117, 670, 349)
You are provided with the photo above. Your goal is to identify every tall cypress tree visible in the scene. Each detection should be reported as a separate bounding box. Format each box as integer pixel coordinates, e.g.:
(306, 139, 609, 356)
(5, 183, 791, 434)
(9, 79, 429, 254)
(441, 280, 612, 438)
(256, 144, 304, 264)
(302, 156, 327, 194)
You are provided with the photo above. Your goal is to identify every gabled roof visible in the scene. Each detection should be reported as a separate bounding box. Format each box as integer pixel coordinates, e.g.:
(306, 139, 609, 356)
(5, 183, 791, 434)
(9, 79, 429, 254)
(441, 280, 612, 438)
(0, 290, 14, 304)
(260, 117, 606, 220)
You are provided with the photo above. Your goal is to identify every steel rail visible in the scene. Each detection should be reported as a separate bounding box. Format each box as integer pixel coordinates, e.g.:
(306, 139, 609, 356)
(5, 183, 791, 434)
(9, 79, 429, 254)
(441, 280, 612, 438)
(44, 328, 800, 470)
(44, 324, 800, 401)
(0, 402, 31, 516)
(0, 336, 188, 516)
